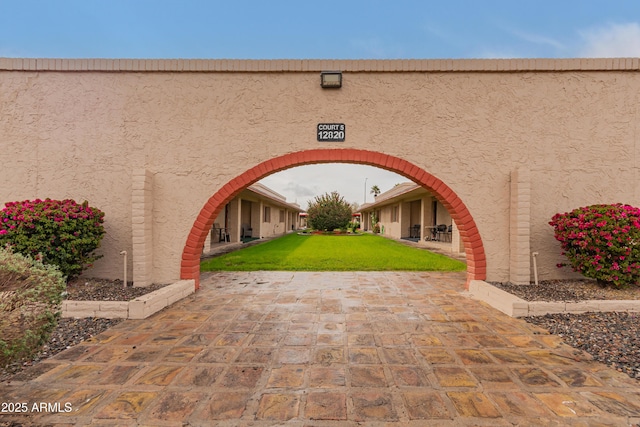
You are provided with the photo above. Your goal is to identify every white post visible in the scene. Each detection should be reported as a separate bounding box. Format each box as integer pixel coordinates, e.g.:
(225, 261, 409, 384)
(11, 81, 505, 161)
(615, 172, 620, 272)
(532, 252, 539, 286)
(120, 250, 127, 288)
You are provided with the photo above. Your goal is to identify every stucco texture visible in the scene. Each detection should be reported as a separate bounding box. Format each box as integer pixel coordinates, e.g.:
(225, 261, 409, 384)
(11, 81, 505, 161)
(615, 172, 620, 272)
(1, 59, 638, 285)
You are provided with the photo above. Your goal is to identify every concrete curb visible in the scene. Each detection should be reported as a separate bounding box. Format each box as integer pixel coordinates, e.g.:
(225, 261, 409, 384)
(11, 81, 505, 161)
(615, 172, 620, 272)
(61, 279, 195, 319)
(468, 280, 640, 317)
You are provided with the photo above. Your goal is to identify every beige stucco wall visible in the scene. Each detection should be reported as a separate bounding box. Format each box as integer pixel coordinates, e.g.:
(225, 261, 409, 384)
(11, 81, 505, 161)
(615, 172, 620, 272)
(260, 204, 287, 239)
(380, 204, 400, 237)
(1, 58, 639, 284)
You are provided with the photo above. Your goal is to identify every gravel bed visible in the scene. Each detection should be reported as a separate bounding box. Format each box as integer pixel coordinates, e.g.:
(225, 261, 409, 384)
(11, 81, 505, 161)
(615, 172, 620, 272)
(0, 317, 123, 382)
(1, 278, 166, 382)
(525, 311, 640, 380)
(490, 279, 640, 302)
(491, 279, 640, 381)
(65, 278, 170, 300)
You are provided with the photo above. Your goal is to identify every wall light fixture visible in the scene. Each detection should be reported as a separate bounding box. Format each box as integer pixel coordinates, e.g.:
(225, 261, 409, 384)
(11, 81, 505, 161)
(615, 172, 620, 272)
(320, 71, 342, 88)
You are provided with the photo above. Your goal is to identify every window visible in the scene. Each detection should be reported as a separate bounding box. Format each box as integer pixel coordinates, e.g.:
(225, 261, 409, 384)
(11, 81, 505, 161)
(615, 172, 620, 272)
(391, 205, 399, 222)
(263, 206, 271, 222)
(279, 209, 285, 222)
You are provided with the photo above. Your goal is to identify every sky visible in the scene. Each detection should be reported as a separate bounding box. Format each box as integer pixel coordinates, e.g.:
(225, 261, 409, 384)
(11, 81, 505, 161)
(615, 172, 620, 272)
(2, 0, 640, 209)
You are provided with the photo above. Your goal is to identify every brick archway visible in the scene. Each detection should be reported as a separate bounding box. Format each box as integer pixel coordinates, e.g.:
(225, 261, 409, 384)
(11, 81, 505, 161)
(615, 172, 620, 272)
(181, 148, 486, 289)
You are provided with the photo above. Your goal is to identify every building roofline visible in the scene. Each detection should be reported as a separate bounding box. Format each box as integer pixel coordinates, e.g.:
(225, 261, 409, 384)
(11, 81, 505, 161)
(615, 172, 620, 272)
(1, 57, 639, 73)
(248, 183, 288, 202)
(360, 183, 426, 211)
(245, 184, 302, 212)
(373, 183, 420, 202)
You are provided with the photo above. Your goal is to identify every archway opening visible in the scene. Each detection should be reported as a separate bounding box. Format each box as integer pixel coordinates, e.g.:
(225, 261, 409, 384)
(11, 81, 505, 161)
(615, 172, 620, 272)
(181, 148, 486, 289)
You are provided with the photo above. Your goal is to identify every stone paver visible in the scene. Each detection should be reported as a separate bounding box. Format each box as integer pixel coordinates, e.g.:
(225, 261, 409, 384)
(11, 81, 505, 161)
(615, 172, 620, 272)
(1, 271, 640, 426)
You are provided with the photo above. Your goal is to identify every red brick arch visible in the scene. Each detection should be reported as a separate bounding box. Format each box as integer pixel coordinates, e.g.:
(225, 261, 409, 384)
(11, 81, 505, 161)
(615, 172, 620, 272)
(181, 148, 486, 289)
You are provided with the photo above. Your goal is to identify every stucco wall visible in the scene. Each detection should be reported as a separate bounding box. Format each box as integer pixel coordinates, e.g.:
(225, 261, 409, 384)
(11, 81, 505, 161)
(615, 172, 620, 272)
(259, 204, 286, 239)
(1, 71, 135, 279)
(380, 204, 401, 237)
(1, 58, 639, 284)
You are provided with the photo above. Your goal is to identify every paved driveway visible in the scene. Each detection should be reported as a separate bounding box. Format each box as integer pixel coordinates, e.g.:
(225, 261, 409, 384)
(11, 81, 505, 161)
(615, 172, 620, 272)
(2, 271, 640, 426)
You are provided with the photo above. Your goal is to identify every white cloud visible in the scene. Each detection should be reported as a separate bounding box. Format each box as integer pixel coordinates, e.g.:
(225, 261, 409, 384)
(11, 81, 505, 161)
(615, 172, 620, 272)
(283, 182, 316, 198)
(511, 30, 565, 51)
(579, 22, 640, 57)
(259, 164, 406, 210)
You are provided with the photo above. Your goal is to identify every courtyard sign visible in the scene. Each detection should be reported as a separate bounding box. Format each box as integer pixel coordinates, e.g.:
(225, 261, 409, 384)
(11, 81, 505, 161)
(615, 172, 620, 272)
(317, 123, 345, 142)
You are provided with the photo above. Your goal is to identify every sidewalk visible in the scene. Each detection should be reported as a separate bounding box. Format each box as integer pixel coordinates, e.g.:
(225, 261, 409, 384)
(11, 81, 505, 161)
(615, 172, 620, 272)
(1, 271, 639, 426)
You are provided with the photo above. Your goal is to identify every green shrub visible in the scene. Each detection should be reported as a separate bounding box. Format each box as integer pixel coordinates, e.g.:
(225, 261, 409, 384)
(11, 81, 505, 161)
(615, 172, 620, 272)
(371, 212, 380, 234)
(307, 192, 352, 232)
(0, 246, 66, 368)
(0, 199, 105, 280)
(549, 203, 640, 288)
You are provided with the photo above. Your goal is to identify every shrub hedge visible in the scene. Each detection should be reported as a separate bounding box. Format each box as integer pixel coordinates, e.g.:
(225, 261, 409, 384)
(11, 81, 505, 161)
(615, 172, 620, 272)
(0, 199, 105, 280)
(0, 247, 66, 368)
(549, 203, 640, 288)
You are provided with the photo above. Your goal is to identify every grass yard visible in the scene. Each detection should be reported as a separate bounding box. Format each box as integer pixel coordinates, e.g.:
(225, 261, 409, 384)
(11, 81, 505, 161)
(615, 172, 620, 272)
(201, 233, 466, 271)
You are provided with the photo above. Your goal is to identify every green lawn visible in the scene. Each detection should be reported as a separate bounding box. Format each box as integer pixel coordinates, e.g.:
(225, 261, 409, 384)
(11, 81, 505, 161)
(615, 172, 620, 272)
(201, 233, 466, 271)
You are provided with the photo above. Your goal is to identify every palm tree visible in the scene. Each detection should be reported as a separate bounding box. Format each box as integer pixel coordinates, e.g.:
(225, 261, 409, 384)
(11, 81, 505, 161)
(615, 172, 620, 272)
(370, 185, 381, 198)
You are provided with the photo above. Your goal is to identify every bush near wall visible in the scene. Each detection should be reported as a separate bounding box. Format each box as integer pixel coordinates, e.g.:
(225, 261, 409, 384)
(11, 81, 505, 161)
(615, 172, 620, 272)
(0, 199, 105, 280)
(550, 203, 640, 288)
(0, 247, 66, 368)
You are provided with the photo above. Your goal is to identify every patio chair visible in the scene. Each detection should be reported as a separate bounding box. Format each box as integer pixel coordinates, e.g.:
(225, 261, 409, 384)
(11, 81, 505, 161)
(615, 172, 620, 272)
(213, 223, 228, 242)
(435, 224, 448, 241)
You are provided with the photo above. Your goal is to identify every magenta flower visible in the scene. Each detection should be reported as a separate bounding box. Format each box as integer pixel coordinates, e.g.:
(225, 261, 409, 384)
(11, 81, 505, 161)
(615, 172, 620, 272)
(550, 203, 640, 288)
(0, 198, 105, 279)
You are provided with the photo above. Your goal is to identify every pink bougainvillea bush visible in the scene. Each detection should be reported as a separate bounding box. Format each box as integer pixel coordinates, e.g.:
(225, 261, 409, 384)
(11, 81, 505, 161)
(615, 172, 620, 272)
(0, 199, 105, 280)
(549, 203, 640, 288)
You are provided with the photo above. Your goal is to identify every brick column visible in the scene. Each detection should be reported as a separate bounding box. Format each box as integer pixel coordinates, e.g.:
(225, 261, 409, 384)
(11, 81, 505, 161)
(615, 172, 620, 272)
(509, 167, 531, 284)
(132, 169, 154, 287)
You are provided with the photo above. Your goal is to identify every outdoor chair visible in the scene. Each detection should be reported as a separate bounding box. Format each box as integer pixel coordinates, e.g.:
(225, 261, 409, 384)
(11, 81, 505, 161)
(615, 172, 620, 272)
(435, 224, 448, 241)
(213, 223, 228, 242)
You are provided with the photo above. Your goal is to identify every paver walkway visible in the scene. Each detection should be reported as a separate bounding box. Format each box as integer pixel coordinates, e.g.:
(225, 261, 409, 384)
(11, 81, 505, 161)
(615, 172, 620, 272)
(2, 271, 640, 426)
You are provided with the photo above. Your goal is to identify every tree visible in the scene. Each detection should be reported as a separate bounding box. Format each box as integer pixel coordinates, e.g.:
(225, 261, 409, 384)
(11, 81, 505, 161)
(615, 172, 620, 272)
(307, 191, 353, 231)
(370, 185, 381, 198)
